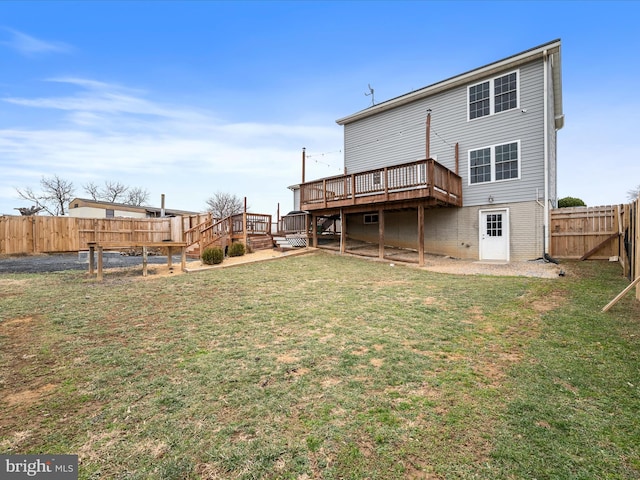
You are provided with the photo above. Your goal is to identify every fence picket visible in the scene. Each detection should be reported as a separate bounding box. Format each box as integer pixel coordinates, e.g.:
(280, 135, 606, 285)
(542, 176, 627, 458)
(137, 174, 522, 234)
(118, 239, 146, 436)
(0, 216, 180, 254)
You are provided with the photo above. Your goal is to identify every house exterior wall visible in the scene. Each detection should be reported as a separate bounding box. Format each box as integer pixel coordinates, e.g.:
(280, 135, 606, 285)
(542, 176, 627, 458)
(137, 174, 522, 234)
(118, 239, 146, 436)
(333, 42, 562, 262)
(346, 200, 544, 261)
(343, 59, 547, 208)
(68, 206, 147, 218)
(293, 188, 301, 211)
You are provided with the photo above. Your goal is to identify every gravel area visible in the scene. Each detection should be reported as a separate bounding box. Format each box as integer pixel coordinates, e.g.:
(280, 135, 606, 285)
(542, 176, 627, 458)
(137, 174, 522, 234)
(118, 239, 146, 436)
(316, 240, 563, 278)
(0, 253, 182, 274)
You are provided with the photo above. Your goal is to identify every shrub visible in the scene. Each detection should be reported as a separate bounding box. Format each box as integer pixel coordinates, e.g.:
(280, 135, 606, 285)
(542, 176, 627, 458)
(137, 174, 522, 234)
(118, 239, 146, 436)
(201, 247, 224, 265)
(228, 242, 246, 257)
(558, 196, 586, 208)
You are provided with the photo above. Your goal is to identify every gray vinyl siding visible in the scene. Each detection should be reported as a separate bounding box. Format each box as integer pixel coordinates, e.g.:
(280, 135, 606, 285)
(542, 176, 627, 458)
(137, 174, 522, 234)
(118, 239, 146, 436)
(343, 59, 547, 208)
(346, 200, 544, 261)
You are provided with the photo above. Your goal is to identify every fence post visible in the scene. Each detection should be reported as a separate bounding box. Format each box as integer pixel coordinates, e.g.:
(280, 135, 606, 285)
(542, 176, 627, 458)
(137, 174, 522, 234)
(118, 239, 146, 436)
(636, 196, 640, 300)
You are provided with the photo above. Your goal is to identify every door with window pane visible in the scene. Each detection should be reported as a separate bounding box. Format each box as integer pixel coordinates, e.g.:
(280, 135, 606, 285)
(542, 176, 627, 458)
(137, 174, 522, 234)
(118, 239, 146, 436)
(479, 209, 509, 261)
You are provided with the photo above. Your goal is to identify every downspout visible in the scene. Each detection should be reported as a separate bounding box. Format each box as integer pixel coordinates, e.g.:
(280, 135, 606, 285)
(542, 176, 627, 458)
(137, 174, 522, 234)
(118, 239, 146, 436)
(543, 49, 550, 257)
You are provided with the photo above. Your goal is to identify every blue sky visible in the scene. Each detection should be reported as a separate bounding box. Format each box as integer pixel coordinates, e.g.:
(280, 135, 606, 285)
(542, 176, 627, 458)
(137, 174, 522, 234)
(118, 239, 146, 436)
(1, 0, 639, 217)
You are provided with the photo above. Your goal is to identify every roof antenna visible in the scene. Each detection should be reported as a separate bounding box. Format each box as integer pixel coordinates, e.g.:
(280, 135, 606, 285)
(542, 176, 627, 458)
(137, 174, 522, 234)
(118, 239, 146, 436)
(365, 84, 375, 106)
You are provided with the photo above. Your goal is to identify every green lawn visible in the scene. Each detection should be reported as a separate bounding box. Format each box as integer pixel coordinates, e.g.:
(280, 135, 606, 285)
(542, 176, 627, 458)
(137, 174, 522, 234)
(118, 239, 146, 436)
(1, 252, 639, 479)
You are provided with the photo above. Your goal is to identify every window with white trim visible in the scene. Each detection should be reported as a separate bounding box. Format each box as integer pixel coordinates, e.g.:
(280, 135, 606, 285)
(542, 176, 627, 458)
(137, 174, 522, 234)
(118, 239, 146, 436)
(469, 141, 520, 185)
(468, 71, 518, 120)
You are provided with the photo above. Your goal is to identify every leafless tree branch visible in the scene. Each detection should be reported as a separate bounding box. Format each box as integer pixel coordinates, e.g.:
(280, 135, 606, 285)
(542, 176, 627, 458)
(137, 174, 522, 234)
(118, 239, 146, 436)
(205, 192, 245, 219)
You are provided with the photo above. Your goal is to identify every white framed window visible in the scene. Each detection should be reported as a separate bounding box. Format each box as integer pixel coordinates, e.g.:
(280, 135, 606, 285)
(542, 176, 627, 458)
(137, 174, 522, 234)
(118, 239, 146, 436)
(468, 141, 520, 185)
(468, 70, 519, 120)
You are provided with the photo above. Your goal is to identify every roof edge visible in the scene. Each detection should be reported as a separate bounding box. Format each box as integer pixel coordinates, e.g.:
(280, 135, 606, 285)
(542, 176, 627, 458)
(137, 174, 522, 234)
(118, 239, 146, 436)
(336, 39, 561, 125)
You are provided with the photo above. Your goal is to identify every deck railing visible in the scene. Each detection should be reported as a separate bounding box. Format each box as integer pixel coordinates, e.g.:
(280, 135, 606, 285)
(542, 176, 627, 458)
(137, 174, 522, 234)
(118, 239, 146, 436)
(278, 212, 309, 234)
(300, 159, 462, 210)
(184, 212, 272, 252)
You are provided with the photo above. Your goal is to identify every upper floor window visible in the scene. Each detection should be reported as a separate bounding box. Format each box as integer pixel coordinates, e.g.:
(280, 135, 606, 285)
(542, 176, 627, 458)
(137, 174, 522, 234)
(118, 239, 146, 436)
(468, 71, 519, 120)
(469, 141, 520, 185)
(469, 82, 490, 120)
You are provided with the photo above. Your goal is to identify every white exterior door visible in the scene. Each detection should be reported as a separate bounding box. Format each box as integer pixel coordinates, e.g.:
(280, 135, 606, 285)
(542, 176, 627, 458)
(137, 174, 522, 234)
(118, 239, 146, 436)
(479, 209, 509, 261)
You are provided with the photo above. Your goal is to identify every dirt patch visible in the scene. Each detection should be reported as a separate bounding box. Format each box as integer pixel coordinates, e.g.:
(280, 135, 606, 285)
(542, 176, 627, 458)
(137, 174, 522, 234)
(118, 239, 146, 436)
(351, 346, 369, 356)
(530, 292, 568, 313)
(4, 383, 57, 406)
(1, 316, 35, 327)
(321, 378, 342, 388)
(276, 354, 300, 364)
(195, 462, 227, 480)
(288, 367, 310, 377)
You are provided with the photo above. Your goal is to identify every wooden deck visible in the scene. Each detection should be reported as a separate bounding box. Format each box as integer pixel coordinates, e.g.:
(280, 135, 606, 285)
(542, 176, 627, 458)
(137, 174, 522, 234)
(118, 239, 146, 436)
(300, 159, 462, 213)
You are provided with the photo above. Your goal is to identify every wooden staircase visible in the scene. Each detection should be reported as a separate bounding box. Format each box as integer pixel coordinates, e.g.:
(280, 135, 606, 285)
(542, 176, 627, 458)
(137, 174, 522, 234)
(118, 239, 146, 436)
(184, 212, 275, 258)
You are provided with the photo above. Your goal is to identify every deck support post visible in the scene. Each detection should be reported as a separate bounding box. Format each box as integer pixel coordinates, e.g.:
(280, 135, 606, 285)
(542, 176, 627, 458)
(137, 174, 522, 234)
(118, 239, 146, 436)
(427, 161, 435, 197)
(384, 167, 389, 201)
(418, 205, 425, 267)
(312, 213, 318, 248)
(378, 208, 385, 260)
(351, 175, 356, 205)
(340, 208, 346, 254)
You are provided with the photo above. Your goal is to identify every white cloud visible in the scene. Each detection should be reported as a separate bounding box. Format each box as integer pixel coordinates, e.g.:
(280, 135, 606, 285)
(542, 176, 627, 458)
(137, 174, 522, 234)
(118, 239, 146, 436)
(1, 28, 72, 55)
(0, 77, 342, 215)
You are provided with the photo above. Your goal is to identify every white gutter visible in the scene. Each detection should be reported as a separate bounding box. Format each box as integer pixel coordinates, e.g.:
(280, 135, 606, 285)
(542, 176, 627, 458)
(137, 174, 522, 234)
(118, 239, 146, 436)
(543, 49, 549, 255)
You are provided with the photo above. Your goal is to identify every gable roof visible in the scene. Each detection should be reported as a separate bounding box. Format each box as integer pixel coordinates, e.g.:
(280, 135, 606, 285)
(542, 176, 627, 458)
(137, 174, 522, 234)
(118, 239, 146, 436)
(336, 39, 562, 126)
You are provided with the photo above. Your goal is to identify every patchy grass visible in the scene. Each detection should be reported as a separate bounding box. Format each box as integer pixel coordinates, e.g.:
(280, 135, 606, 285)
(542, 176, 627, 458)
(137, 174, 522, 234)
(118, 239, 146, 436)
(0, 252, 639, 479)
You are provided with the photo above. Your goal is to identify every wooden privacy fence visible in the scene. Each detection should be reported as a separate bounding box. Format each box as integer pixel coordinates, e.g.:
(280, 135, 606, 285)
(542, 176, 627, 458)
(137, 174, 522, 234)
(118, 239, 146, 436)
(550, 201, 639, 302)
(550, 205, 621, 260)
(0, 216, 183, 255)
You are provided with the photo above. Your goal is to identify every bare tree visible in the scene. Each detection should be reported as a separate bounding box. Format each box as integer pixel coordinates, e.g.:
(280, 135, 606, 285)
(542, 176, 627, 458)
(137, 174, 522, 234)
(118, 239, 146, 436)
(101, 180, 128, 203)
(16, 175, 75, 216)
(205, 192, 245, 219)
(125, 187, 150, 206)
(83, 181, 101, 201)
(628, 184, 640, 201)
(82, 180, 149, 206)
